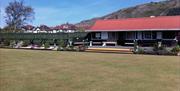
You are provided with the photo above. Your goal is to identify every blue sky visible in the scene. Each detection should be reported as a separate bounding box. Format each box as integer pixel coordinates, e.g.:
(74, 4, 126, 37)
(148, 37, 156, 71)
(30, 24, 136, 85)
(0, 0, 164, 28)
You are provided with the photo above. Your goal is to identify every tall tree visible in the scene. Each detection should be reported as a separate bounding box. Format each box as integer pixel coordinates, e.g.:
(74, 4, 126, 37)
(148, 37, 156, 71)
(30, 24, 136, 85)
(5, 0, 34, 32)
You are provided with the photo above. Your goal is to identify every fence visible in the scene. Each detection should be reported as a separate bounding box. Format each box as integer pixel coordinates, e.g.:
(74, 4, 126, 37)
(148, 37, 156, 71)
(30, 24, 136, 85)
(0, 32, 88, 41)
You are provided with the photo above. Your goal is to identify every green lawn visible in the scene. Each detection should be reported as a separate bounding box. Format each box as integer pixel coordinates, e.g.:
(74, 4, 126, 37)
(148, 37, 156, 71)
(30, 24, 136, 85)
(0, 49, 179, 91)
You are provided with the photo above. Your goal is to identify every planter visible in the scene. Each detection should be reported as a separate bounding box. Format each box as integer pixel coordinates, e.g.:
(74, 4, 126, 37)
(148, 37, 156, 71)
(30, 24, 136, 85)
(171, 45, 180, 56)
(157, 50, 169, 55)
(171, 52, 180, 56)
(177, 52, 180, 56)
(57, 47, 65, 51)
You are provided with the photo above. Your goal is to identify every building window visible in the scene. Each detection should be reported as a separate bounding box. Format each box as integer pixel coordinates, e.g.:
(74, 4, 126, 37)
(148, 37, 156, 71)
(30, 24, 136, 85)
(108, 32, 116, 40)
(95, 33, 101, 39)
(143, 32, 152, 39)
(125, 32, 136, 40)
(162, 32, 176, 39)
(143, 32, 156, 39)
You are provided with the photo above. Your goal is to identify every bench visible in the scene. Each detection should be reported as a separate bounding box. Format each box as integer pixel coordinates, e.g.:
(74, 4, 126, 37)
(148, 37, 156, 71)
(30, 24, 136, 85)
(74, 42, 89, 45)
(93, 42, 102, 45)
(125, 42, 134, 45)
(102, 42, 117, 46)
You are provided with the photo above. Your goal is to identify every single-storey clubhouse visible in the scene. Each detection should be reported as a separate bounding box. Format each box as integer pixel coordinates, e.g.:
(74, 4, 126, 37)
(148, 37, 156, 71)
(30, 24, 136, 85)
(87, 16, 180, 47)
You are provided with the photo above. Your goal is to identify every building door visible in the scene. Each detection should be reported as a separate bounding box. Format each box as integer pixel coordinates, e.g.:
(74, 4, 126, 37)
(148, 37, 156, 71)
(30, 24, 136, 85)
(117, 32, 125, 45)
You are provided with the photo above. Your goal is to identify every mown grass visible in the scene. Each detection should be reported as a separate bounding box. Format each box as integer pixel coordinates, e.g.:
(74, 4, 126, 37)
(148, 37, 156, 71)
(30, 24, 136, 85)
(0, 49, 179, 91)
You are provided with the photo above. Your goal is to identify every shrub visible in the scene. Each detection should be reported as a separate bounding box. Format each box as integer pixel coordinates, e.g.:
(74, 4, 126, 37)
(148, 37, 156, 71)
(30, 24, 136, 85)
(58, 40, 66, 48)
(133, 40, 139, 53)
(57, 47, 64, 51)
(153, 43, 159, 51)
(3, 40, 10, 46)
(9, 40, 16, 48)
(153, 42, 170, 55)
(40, 40, 46, 47)
(137, 48, 144, 54)
(44, 42, 50, 49)
(133, 47, 144, 54)
(74, 45, 87, 52)
(153, 43, 166, 51)
(33, 40, 42, 47)
(22, 40, 31, 47)
(171, 45, 180, 53)
(57, 40, 66, 51)
(77, 27, 85, 32)
(66, 45, 74, 51)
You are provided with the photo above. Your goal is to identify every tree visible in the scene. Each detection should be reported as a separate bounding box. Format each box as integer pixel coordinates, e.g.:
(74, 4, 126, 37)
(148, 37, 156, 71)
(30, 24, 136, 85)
(5, 0, 34, 32)
(77, 27, 85, 32)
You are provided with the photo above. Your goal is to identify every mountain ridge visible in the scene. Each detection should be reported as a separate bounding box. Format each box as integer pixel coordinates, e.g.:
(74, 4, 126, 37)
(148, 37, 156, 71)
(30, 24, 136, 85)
(76, 0, 180, 29)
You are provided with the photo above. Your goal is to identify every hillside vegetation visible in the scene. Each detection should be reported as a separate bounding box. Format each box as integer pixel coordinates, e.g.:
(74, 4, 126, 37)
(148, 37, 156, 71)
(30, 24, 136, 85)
(76, 0, 180, 27)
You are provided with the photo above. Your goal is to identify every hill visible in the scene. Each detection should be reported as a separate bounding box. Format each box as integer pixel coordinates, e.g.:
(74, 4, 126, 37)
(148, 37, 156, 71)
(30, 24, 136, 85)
(76, 0, 180, 29)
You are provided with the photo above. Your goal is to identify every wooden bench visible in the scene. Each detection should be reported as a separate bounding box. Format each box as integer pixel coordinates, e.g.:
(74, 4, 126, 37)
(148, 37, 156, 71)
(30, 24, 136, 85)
(102, 42, 117, 46)
(92, 42, 102, 45)
(125, 42, 134, 45)
(74, 42, 89, 45)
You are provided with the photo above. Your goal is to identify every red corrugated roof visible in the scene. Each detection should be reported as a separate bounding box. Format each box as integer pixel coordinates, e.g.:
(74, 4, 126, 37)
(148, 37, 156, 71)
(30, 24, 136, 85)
(90, 16, 180, 31)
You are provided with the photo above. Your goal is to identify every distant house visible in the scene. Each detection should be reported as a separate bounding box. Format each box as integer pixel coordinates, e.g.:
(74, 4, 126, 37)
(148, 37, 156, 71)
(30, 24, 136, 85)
(23, 25, 53, 33)
(22, 25, 35, 33)
(61, 23, 77, 33)
(53, 25, 63, 33)
(87, 16, 180, 46)
(22, 23, 78, 33)
(75, 23, 92, 30)
(53, 23, 78, 33)
(22, 25, 47, 33)
(33, 27, 41, 33)
(38, 25, 50, 33)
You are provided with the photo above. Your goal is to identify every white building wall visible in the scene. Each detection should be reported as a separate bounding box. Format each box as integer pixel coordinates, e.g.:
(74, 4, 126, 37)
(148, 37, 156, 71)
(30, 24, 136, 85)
(53, 30, 57, 33)
(33, 30, 38, 33)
